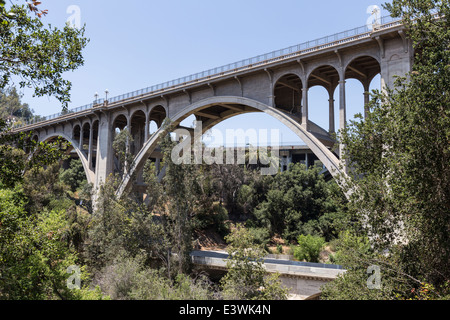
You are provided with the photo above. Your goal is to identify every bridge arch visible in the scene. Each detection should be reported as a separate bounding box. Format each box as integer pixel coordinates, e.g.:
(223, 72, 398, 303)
(274, 73, 303, 114)
(81, 122, 91, 152)
(40, 132, 94, 185)
(130, 110, 146, 155)
(149, 105, 167, 127)
(72, 124, 81, 145)
(344, 55, 381, 119)
(307, 64, 340, 90)
(344, 55, 381, 87)
(306, 65, 340, 133)
(116, 96, 345, 197)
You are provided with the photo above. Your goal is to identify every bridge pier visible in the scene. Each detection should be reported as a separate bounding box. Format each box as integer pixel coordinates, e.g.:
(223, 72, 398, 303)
(95, 112, 114, 188)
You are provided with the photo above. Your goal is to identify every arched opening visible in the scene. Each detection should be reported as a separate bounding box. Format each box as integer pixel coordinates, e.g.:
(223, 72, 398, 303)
(90, 120, 99, 171)
(274, 74, 302, 114)
(130, 110, 146, 156)
(81, 122, 90, 152)
(73, 125, 81, 147)
(112, 114, 129, 176)
(149, 120, 158, 135)
(307, 65, 340, 134)
(345, 79, 366, 124)
(344, 55, 381, 120)
(308, 85, 332, 132)
(149, 105, 167, 128)
(113, 114, 128, 133)
(25, 134, 39, 154)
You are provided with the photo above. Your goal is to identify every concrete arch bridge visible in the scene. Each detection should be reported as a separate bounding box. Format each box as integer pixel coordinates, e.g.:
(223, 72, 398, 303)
(13, 16, 413, 198)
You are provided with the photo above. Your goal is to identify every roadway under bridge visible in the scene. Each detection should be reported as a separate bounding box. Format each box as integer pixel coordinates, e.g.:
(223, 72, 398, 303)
(191, 250, 346, 300)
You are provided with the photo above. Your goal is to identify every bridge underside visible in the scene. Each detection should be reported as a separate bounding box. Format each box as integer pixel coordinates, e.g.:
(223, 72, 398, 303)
(116, 96, 344, 198)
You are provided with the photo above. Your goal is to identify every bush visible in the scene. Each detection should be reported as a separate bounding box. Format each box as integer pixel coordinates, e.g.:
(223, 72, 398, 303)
(293, 234, 325, 263)
(94, 251, 216, 300)
(59, 159, 87, 193)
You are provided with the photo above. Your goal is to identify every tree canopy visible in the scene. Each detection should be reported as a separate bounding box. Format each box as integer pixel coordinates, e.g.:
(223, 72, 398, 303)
(0, 0, 88, 110)
(323, 0, 450, 299)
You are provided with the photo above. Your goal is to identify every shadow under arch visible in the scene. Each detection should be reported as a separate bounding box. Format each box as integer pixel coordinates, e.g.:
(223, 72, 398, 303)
(40, 132, 94, 185)
(116, 96, 345, 198)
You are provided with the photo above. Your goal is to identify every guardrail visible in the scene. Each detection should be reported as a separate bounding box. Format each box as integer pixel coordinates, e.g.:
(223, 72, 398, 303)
(15, 15, 402, 129)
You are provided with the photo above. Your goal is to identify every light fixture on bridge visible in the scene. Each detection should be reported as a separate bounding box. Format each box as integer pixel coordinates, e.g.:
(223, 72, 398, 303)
(105, 89, 109, 102)
(94, 92, 99, 104)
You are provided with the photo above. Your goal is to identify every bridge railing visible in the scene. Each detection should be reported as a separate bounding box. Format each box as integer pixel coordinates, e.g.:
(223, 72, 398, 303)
(15, 15, 402, 129)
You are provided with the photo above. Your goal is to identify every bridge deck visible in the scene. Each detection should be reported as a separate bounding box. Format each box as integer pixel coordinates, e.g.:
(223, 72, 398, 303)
(191, 250, 345, 281)
(13, 15, 403, 131)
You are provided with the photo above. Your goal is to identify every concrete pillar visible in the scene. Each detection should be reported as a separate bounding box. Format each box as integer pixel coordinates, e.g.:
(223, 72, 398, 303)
(339, 79, 346, 132)
(328, 93, 335, 134)
(88, 123, 94, 170)
(363, 91, 370, 119)
(301, 87, 308, 131)
(125, 117, 131, 175)
(363, 81, 371, 119)
(339, 78, 347, 172)
(95, 112, 113, 188)
(144, 113, 149, 143)
(79, 126, 83, 150)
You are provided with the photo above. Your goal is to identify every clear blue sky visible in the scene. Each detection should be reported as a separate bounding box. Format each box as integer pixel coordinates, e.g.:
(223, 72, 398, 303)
(19, 0, 389, 146)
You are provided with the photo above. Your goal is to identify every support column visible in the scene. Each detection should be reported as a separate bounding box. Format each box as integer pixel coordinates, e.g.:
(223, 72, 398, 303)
(339, 79, 346, 132)
(301, 86, 309, 131)
(125, 117, 131, 175)
(79, 126, 83, 150)
(88, 123, 94, 171)
(144, 113, 149, 143)
(363, 82, 371, 119)
(95, 112, 114, 188)
(328, 92, 335, 134)
(339, 78, 347, 172)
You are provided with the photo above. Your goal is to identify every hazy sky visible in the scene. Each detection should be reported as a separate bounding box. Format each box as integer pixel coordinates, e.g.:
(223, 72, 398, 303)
(17, 0, 389, 145)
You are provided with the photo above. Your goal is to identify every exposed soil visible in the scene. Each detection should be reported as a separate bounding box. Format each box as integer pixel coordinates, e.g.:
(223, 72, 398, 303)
(194, 228, 227, 251)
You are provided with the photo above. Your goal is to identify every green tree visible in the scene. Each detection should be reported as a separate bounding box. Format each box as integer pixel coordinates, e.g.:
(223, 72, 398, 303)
(112, 129, 134, 177)
(0, 87, 35, 125)
(0, 187, 104, 299)
(253, 163, 346, 242)
(220, 224, 288, 300)
(293, 234, 325, 263)
(0, 118, 69, 189)
(60, 159, 87, 193)
(328, 0, 450, 299)
(0, 1, 89, 109)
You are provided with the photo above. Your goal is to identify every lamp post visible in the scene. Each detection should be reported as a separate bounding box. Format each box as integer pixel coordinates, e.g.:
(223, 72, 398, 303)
(105, 89, 109, 102)
(94, 92, 98, 105)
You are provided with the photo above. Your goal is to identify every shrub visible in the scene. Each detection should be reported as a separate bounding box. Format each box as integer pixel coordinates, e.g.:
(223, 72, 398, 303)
(293, 234, 325, 263)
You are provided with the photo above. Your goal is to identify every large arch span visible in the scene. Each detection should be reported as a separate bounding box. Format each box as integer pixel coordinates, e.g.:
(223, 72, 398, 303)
(116, 96, 345, 198)
(40, 133, 95, 185)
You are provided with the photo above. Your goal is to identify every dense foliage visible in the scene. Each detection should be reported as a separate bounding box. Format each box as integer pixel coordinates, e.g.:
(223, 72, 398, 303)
(0, 1, 88, 109)
(322, 0, 450, 300)
(1, 0, 449, 301)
